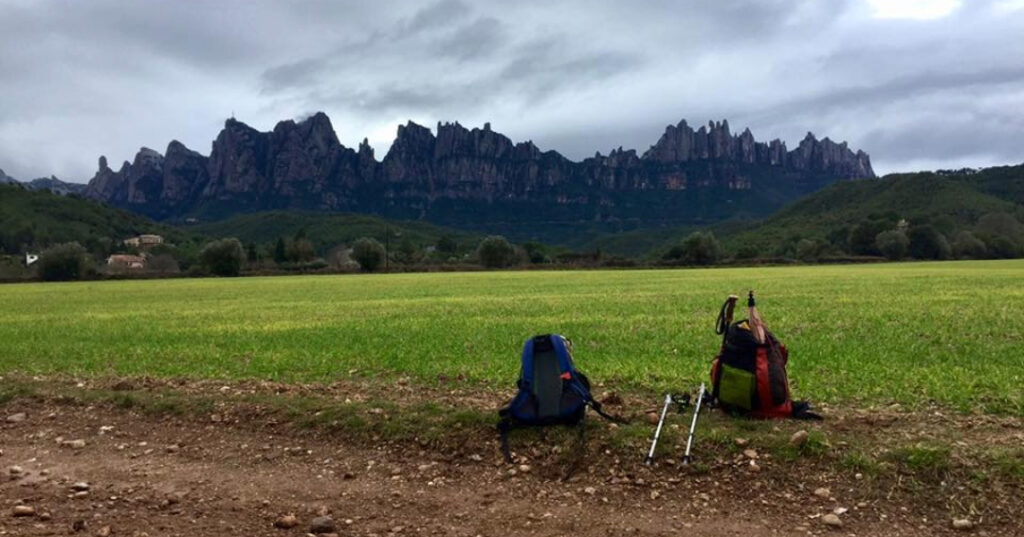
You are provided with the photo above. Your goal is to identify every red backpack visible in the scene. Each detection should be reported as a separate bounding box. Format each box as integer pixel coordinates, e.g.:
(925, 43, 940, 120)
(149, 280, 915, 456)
(709, 294, 821, 420)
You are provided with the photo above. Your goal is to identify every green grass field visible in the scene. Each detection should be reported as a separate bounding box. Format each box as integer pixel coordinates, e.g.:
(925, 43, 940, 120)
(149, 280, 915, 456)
(1, 260, 1021, 415)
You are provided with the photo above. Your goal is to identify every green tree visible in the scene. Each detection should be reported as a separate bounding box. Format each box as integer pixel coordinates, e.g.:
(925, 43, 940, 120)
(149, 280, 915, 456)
(907, 225, 951, 260)
(951, 231, 987, 259)
(288, 238, 316, 262)
(37, 242, 89, 281)
(975, 212, 1023, 240)
(522, 241, 549, 264)
(199, 238, 245, 276)
(825, 226, 850, 251)
(662, 245, 684, 261)
(351, 237, 385, 272)
(795, 239, 820, 262)
(974, 213, 1023, 258)
(985, 235, 1022, 259)
(477, 235, 516, 268)
(931, 215, 957, 236)
(394, 237, 419, 264)
(436, 235, 458, 255)
(734, 244, 760, 260)
(875, 230, 909, 260)
(273, 237, 287, 264)
(677, 231, 720, 265)
(246, 242, 258, 263)
(849, 219, 893, 256)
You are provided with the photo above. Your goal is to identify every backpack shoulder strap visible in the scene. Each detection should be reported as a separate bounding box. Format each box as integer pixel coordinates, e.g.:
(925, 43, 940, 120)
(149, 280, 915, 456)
(497, 416, 516, 462)
(550, 334, 574, 376)
(519, 337, 536, 388)
(552, 335, 630, 424)
(589, 399, 628, 423)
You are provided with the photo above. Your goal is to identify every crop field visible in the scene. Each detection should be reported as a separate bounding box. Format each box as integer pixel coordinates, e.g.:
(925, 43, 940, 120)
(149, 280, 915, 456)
(0, 260, 1021, 415)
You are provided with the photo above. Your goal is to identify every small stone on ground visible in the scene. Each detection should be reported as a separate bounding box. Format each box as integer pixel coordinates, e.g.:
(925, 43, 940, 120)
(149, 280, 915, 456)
(310, 515, 336, 534)
(12, 505, 35, 517)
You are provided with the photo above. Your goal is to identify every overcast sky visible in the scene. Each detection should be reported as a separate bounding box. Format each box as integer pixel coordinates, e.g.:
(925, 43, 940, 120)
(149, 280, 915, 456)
(1, 0, 1022, 182)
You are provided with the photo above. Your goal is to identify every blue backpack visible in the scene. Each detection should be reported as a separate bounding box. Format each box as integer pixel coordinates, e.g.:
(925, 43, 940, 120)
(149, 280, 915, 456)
(497, 334, 622, 463)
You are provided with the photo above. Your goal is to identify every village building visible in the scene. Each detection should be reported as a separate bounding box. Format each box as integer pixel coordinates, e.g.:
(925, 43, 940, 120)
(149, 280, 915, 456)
(123, 234, 164, 248)
(107, 254, 146, 270)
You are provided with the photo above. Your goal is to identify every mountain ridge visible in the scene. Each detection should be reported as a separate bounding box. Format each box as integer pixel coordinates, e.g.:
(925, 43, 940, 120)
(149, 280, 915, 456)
(80, 112, 874, 242)
(0, 167, 88, 196)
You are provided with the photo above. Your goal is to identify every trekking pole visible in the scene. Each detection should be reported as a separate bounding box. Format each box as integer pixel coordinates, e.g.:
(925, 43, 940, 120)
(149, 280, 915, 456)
(682, 383, 706, 465)
(644, 393, 672, 465)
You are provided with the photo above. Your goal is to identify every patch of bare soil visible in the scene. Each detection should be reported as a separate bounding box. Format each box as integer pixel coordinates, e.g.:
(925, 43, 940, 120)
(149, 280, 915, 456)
(0, 377, 1020, 537)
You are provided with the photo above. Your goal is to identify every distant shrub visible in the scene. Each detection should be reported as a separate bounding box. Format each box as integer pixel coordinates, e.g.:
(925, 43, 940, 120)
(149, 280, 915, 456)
(38, 242, 89, 281)
(273, 237, 287, 264)
(875, 230, 909, 260)
(393, 238, 422, 265)
(974, 213, 1023, 259)
(351, 237, 385, 272)
(951, 231, 987, 259)
(287, 238, 316, 263)
(147, 253, 181, 274)
(676, 231, 720, 265)
(907, 225, 951, 260)
(975, 212, 1023, 240)
(795, 239, 820, 262)
(199, 238, 245, 276)
(985, 235, 1022, 259)
(521, 241, 549, 264)
(477, 235, 516, 268)
(436, 235, 458, 254)
(849, 219, 893, 256)
(662, 245, 685, 261)
(734, 244, 760, 260)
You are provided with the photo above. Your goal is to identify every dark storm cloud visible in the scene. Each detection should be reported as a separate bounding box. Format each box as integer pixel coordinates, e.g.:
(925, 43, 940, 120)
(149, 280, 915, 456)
(0, 0, 1022, 181)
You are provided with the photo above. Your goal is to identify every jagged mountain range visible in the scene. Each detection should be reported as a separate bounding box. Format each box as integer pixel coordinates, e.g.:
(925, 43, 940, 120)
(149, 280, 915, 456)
(79, 113, 873, 240)
(0, 168, 88, 196)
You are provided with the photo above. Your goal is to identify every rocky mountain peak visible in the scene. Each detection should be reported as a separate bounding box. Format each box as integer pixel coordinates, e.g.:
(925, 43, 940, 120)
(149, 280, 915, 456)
(358, 138, 374, 158)
(136, 147, 164, 165)
(83, 111, 875, 232)
(0, 168, 17, 184)
(387, 121, 436, 161)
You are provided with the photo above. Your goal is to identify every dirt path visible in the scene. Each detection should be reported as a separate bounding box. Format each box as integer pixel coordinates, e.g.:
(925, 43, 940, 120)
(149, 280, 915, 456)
(0, 382, 1020, 537)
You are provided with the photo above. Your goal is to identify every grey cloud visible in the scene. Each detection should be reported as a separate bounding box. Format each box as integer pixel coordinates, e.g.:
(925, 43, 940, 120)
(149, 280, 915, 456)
(433, 17, 507, 62)
(261, 57, 332, 94)
(864, 108, 1024, 164)
(1, 0, 1022, 180)
(750, 66, 1024, 124)
(348, 86, 463, 114)
(404, 0, 471, 34)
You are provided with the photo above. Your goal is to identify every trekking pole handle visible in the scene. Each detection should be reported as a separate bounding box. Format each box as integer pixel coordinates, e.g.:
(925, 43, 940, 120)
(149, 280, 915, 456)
(682, 383, 706, 465)
(644, 393, 673, 465)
